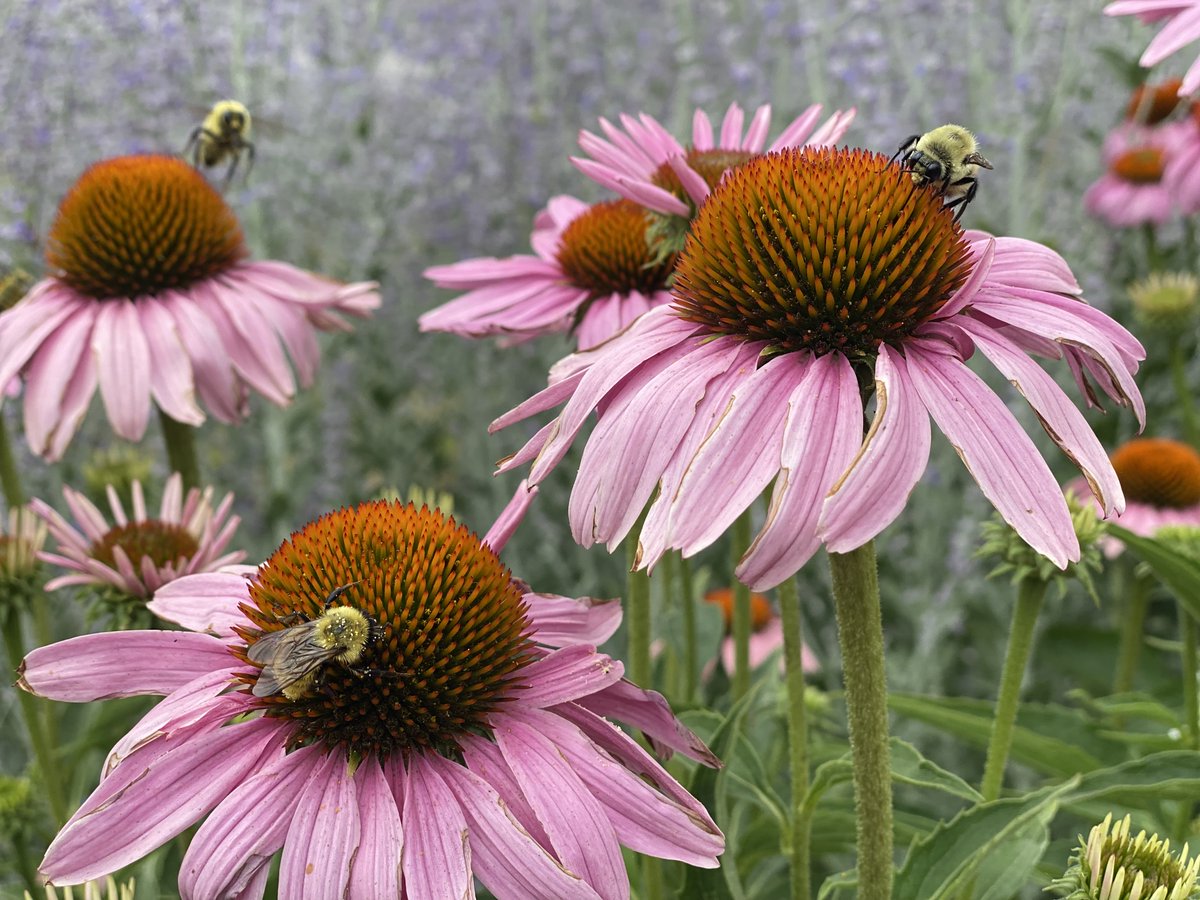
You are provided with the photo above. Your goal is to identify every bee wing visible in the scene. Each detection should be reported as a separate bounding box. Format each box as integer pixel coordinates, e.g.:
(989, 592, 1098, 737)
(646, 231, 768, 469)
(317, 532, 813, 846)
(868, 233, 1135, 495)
(963, 152, 993, 170)
(248, 623, 338, 697)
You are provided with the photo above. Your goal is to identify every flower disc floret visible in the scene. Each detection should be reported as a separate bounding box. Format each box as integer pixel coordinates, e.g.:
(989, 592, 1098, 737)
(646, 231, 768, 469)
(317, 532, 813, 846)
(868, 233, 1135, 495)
(238, 501, 536, 757)
(46, 155, 246, 300)
(555, 199, 676, 297)
(90, 521, 201, 572)
(1111, 438, 1200, 508)
(1112, 147, 1167, 184)
(672, 146, 973, 357)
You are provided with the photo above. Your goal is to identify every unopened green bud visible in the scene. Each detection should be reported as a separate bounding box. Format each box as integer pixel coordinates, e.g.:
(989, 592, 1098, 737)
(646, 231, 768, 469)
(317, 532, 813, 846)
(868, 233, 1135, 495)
(980, 493, 1103, 598)
(1129, 272, 1200, 335)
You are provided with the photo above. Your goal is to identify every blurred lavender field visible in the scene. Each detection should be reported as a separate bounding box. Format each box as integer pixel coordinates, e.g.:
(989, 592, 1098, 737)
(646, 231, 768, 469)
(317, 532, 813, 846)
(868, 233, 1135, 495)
(0, 0, 1163, 841)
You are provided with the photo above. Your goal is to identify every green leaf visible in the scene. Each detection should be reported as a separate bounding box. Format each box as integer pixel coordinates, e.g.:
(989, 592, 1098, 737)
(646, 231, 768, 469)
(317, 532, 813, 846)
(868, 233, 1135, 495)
(889, 694, 1105, 775)
(1069, 751, 1200, 805)
(972, 824, 1051, 900)
(1108, 525, 1200, 621)
(816, 868, 859, 900)
(677, 683, 767, 900)
(890, 738, 984, 803)
(893, 778, 1078, 900)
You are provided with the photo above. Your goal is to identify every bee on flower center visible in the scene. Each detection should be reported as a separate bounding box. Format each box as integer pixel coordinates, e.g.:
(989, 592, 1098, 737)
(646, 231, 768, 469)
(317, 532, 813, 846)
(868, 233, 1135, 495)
(892, 124, 993, 222)
(248, 583, 378, 700)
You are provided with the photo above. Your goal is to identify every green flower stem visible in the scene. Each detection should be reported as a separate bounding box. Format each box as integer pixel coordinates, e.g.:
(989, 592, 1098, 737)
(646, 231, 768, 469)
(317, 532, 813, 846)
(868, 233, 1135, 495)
(1113, 570, 1153, 696)
(1181, 602, 1199, 751)
(732, 512, 753, 700)
(0, 414, 25, 508)
(980, 576, 1047, 802)
(158, 408, 201, 491)
(780, 575, 811, 900)
(1169, 337, 1200, 448)
(2, 614, 67, 825)
(625, 538, 653, 689)
(680, 553, 697, 702)
(829, 541, 892, 900)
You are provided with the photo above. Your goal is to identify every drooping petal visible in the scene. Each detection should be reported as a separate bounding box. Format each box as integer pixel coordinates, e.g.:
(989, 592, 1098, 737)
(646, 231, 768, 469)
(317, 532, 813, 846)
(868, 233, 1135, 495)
(952, 316, 1125, 516)
(437, 758, 603, 900)
(348, 757, 404, 900)
(92, 299, 152, 441)
(575, 678, 722, 767)
(525, 594, 622, 647)
(20, 631, 236, 701)
(738, 352, 864, 590)
(403, 754, 475, 900)
(493, 714, 628, 900)
(22, 305, 97, 457)
(41, 708, 285, 884)
(147, 571, 254, 637)
(136, 299, 205, 426)
(904, 339, 1079, 567)
(667, 351, 813, 558)
(509, 645, 623, 708)
(819, 345, 932, 553)
(280, 751, 359, 899)
(180, 744, 323, 900)
(460, 737, 553, 850)
(481, 480, 537, 553)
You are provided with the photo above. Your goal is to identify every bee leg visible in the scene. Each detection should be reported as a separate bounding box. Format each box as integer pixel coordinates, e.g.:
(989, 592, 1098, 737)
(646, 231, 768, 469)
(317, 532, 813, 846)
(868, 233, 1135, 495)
(323, 581, 362, 609)
(223, 152, 240, 189)
(182, 127, 204, 166)
(890, 134, 920, 165)
(243, 140, 256, 183)
(944, 179, 978, 223)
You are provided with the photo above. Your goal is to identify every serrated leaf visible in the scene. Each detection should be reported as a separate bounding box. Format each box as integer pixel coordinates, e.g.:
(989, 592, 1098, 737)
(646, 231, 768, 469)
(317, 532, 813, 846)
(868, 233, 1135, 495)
(1108, 525, 1200, 622)
(893, 779, 1077, 900)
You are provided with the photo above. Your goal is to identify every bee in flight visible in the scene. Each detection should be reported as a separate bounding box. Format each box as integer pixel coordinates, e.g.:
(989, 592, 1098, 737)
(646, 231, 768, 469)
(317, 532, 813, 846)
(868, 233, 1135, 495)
(248, 583, 377, 700)
(183, 99, 256, 187)
(891, 124, 993, 223)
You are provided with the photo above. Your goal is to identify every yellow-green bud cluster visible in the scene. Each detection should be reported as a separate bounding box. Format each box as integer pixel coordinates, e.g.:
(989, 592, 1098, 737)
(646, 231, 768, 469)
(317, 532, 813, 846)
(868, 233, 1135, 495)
(980, 493, 1103, 598)
(81, 446, 154, 504)
(1047, 813, 1200, 900)
(1128, 272, 1200, 335)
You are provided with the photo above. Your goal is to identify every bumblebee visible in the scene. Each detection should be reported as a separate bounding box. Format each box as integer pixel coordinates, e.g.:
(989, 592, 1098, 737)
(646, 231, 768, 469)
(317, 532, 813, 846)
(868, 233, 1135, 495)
(892, 124, 993, 222)
(184, 100, 256, 186)
(248, 584, 376, 700)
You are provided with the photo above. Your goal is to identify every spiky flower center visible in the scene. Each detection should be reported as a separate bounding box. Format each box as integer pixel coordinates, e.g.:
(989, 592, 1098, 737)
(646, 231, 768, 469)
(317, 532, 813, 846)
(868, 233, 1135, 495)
(1127, 79, 1185, 124)
(90, 521, 200, 571)
(650, 148, 756, 211)
(1083, 814, 1198, 900)
(1112, 148, 1166, 184)
(556, 199, 676, 298)
(238, 501, 535, 758)
(46, 155, 246, 300)
(672, 146, 973, 358)
(704, 587, 774, 632)
(1111, 439, 1200, 509)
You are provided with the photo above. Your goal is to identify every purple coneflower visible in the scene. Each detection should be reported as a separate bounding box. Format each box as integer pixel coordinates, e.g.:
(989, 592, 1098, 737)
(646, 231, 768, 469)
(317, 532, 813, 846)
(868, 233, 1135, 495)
(1105, 1, 1200, 96)
(22, 495, 722, 898)
(421, 195, 677, 350)
(1084, 123, 1185, 226)
(572, 101, 855, 218)
(31, 472, 244, 600)
(703, 587, 817, 677)
(495, 146, 1143, 589)
(0, 155, 380, 460)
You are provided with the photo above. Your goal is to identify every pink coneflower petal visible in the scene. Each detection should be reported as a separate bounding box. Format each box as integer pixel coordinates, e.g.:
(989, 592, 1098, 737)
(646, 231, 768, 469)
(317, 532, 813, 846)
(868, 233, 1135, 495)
(516, 645, 624, 707)
(20, 631, 236, 701)
(737, 352, 863, 590)
(136, 300, 205, 426)
(518, 707, 723, 867)
(954, 317, 1125, 515)
(280, 751, 359, 897)
(105, 668, 239, 776)
(0, 288, 84, 387)
(41, 704, 281, 884)
(93, 300, 152, 441)
(525, 594, 622, 647)
(905, 340, 1077, 567)
(493, 714, 629, 900)
(348, 758, 404, 898)
(148, 570, 253, 636)
(402, 754, 474, 900)
(461, 737, 555, 850)
(819, 345, 932, 554)
(576, 679, 722, 766)
(164, 291, 245, 422)
(180, 745, 323, 900)
(438, 760, 603, 899)
(1139, 3, 1200, 64)
(667, 353, 809, 557)
(767, 104, 828, 151)
(571, 335, 745, 551)
(23, 307, 96, 455)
